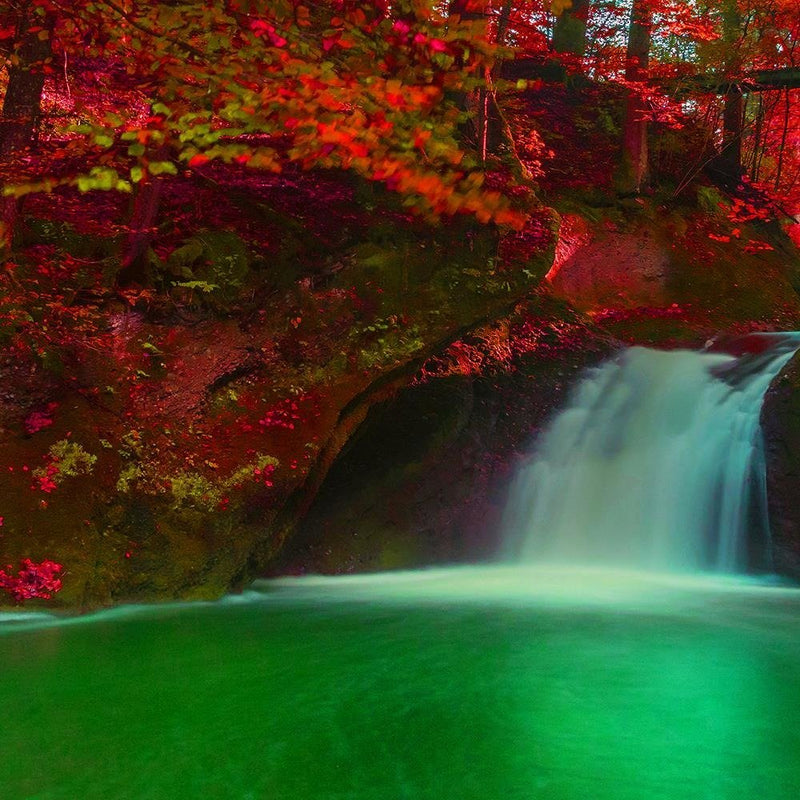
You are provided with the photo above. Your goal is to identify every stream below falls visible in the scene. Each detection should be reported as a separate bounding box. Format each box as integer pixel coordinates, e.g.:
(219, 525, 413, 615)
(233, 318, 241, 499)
(4, 337, 800, 798)
(2, 569, 800, 799)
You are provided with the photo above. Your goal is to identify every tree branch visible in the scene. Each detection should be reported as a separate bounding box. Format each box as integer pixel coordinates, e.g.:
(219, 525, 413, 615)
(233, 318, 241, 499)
(97, 0, 208, 61)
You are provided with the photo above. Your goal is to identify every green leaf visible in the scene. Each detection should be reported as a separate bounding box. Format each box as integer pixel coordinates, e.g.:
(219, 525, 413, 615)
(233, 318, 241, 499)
(173, 280, 220, 293)
(148, 161, 178, 176)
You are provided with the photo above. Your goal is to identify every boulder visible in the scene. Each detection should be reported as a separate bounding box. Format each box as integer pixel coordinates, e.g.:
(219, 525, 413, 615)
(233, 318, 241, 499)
(763, 352, 800, 577)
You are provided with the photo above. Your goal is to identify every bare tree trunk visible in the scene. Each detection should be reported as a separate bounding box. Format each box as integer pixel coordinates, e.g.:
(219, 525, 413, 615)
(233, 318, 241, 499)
(0, 7, 54, 256)
(718, 86, 744, 183)
(713, 1, 745, 186)
(750, 94, 764, 181)
(775, 86, 791, 190)
(448, 1, 503, 158)
(618, 0, 651, 195)
(481, 1, 514, 161)
(0, 9, 53, 155)
(117, 175, 165, 286)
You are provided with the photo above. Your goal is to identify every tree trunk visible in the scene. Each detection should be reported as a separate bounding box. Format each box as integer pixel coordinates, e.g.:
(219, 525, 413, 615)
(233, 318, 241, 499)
(117, 176, 165, 286)
(714, 2, 745, 186)
(749, 94, 764, 181)
(775, 86, 792, 191)
(717, 87, 744, 184)
(0, 7, 54, 256)
(0, 10, 53, 156)
(618, 0, 651, 195)
(447, 1, 502, 158)
(481, 1, 514, 160)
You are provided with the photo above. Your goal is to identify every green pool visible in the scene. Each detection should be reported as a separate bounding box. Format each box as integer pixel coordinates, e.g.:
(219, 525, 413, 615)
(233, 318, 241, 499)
(2, 566, 799, 800)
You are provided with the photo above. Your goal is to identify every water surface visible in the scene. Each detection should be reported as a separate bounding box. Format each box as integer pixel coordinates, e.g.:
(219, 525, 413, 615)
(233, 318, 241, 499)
(2, 566, 800, 799)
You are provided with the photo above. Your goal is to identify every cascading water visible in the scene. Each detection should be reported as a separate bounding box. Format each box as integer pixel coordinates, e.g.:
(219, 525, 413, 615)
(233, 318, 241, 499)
(503, 333, 800, 572)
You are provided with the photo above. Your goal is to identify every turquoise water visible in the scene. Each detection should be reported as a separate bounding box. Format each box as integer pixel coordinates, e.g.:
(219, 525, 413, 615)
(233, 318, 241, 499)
(2, 566, 800, 800)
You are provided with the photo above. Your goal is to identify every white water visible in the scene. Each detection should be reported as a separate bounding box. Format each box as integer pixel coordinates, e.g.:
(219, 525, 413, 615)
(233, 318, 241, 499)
(503, 335, 800, 572)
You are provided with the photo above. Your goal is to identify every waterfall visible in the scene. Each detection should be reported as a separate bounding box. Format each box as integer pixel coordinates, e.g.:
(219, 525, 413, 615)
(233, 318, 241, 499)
(503, 334, 800, 572)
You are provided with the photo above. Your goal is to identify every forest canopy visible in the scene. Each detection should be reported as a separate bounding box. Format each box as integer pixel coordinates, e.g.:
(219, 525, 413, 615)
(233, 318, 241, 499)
(1, 0, 799, 240)
(0, 0, 799, 604)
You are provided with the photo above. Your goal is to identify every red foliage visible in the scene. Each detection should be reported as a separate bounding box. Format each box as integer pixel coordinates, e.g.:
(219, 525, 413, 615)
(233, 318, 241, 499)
(0, 559, 63, 602)
(23, 403, 58, 435)
(32, 462, 59, 494)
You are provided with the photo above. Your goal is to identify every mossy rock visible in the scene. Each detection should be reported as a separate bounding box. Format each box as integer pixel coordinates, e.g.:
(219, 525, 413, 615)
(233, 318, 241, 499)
(167, 229, 252, 302)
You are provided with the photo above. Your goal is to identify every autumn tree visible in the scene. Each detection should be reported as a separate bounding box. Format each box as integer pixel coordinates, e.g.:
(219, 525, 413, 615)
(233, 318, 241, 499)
(3, 0, 797, 248)
(3, 2, 522, 240)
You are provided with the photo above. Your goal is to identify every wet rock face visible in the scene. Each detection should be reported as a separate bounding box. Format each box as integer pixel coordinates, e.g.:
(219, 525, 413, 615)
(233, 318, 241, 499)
(547, 214, 670, 310)
(763, 353, 800, 578)
(272, 333, 614, 576)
